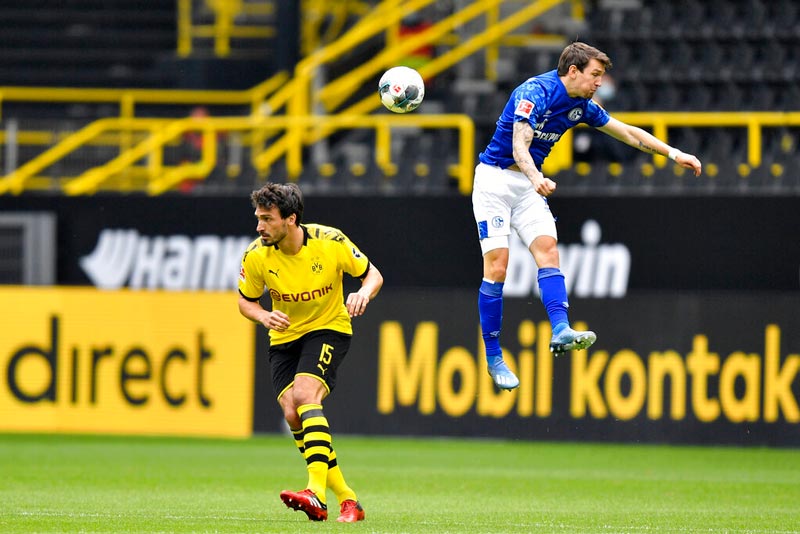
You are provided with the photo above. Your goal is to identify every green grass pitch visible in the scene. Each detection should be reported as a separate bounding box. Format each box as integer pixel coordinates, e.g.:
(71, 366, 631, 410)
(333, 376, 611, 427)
(1, 433, 798, 533)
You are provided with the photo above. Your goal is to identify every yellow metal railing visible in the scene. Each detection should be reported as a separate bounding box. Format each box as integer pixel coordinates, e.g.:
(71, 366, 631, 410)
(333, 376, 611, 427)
(0, 112, 800, 195)
(2, 111, 797, 196)
(542, 112, 800, 176)
(262, 0, 571, 178)
(0, 71, 288, 174)
(0, 114, 475, 196)
(300, 0, 375, 56)
(0, 71, 288, 121)
(2, 0, 796, 196)
(316, 0, 570, 112)
(384, 0, 583, 82)
(177, 0, 276, 57)
(0, 0, 575, 194)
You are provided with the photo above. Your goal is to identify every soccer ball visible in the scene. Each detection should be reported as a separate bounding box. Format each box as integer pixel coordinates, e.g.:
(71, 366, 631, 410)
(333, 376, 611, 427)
(378, 66, 425, 113)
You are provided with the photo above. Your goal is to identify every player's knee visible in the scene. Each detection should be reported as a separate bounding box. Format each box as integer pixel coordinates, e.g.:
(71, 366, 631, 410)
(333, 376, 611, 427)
(485, 262, 507, 281)
(483, 252, 509, 281)
(279, 396, 301, 427)
(283, 407, 301, 429)
(537, 249, 559, 268)
(291, 380, 324, 407)
(291, 390, 313, 408)
(531, 238, 559, 268)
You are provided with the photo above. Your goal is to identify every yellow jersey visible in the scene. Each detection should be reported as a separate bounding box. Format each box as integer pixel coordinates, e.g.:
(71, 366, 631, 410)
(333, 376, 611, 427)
(238, 223, 370, 344)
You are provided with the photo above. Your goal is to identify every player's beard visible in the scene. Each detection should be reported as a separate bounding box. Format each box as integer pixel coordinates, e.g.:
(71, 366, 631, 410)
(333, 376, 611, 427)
(260, 222, 288, 247)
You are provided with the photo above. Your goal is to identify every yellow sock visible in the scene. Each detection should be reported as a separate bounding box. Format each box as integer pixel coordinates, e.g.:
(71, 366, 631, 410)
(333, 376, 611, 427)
(291, 428, 304, 456)
(291, 428, 356, 504)
(327, 448, 357, 504)
(297, 403, 330, 503)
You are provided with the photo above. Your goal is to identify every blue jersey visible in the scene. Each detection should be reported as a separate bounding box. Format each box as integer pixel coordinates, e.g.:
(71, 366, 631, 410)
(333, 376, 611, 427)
(479, 70, 610, 169)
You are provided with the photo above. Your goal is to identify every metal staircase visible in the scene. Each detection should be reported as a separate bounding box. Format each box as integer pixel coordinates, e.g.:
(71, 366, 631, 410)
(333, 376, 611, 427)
(0, 0, 582, 195)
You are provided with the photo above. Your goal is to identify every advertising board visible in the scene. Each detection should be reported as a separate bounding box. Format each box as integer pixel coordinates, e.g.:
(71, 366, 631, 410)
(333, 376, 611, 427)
(0, 287, 254, 437)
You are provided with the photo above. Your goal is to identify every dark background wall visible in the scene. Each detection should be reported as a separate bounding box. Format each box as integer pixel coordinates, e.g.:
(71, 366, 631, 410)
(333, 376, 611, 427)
(2, 194, 798, 291)
(307, 290, 800, 446)
(3, 194, 798, 445)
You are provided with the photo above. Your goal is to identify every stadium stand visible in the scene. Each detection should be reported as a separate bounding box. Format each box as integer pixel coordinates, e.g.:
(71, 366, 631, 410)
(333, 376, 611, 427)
(545, 0, 799, 194)
(0, 0, 798, 196)
(585, 0, 800, 112)
(0, 0, 177, 88)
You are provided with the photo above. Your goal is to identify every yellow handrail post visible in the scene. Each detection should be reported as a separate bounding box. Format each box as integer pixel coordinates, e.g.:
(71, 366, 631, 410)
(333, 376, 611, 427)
(177, 0, 192, 57)
(386, 3, 400, 51)
(486, 4, 500, 81)
(374, 120, 392, 174)
(119, 94, 136, 188)
(147, 124, 164, 178)
(286, 74, 309, 179)
(202, 127, 217, 172)
(570, 0, 585, 19)
(119, 94, 134, 118)
(458, 115, 475, 195)
(748, 119, 762, 168)
(652, 118, 668, 167)
(300, 0, 321, 55)
(214, 1, 233, 58)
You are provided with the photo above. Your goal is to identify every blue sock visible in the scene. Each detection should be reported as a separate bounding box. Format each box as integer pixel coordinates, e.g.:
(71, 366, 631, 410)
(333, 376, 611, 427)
(478, 279, 504, 364)
(538, 268, 569, 334)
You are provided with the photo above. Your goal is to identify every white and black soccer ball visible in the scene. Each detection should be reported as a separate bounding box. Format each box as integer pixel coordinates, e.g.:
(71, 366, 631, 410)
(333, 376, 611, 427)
(378, 66, 425, 113)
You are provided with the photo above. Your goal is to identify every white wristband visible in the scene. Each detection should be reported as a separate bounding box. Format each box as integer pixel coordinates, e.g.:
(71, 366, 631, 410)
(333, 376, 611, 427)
(667, 148, 681, 161)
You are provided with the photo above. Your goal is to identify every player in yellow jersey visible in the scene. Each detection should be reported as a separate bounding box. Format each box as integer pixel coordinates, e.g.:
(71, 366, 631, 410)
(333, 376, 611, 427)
(237, 182, 383, 523)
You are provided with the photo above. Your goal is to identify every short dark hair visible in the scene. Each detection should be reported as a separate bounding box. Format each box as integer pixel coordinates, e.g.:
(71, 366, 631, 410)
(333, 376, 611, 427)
(557, 42, 612, 76)
(250, 182, 304, 223)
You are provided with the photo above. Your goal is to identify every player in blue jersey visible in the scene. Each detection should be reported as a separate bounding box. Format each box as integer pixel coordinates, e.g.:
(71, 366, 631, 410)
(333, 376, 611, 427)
(475, 42, 702, 390)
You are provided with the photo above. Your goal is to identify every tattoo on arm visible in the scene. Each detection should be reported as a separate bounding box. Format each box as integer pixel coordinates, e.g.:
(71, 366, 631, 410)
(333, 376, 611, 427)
(512, 121, 537, 173)
(637, 141, 660, 155)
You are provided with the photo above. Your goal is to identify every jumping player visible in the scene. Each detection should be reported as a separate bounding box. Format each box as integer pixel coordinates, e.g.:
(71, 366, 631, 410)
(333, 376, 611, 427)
(475, 42, 702, 390)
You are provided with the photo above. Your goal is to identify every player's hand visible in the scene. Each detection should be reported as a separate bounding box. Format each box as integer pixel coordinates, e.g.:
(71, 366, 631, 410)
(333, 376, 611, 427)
(676, 152, 702, 176)
(531, 175, 557, 197)
(346, 290, 370, 317)
(264, 310, 290, 332)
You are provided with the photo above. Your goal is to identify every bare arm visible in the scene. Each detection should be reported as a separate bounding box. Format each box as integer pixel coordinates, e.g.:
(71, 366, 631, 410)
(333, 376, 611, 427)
(512, 120, 557, 196)
(238, 294, 290, 332)
(598, 117, 703, 176)
(346, 262, 383, 317)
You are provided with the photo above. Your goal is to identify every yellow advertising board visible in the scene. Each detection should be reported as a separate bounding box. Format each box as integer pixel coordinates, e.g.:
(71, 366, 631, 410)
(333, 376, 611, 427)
(0, 287, 253, 437)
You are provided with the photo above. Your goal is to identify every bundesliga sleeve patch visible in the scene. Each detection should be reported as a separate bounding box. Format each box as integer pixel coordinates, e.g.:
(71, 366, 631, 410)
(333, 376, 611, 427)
(515, 99, 534, 118)
(477, 220, 489, 239)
